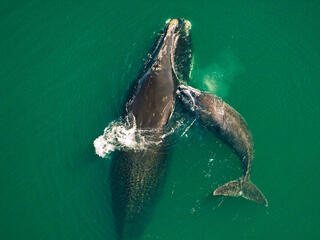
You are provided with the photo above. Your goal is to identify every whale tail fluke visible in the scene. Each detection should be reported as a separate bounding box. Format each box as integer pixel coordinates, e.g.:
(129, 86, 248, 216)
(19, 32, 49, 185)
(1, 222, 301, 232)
(213, 179, 268, 207)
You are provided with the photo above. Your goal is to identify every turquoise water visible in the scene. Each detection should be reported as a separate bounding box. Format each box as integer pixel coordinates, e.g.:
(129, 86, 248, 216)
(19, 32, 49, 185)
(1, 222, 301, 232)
(1, 1, 320, 239)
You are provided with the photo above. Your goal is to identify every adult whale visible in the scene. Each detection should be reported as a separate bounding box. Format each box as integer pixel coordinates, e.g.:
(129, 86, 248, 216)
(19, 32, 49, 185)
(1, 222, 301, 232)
(110, 19, 192, 240)
(177, 85, 268, 207)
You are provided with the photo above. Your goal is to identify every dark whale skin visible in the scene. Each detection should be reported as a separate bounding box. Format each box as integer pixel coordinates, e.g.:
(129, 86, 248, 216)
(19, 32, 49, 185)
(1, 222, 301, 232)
(110, 19, 192, 240)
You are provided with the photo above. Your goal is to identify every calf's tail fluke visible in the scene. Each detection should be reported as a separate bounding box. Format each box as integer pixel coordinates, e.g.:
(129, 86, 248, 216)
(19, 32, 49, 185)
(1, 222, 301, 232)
(213, 178, 268, 207)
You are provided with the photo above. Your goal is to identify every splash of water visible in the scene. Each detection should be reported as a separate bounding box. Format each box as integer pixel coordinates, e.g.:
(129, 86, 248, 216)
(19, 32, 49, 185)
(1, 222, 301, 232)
(94, 115, 160, 158)
(93, 113, 194, 158)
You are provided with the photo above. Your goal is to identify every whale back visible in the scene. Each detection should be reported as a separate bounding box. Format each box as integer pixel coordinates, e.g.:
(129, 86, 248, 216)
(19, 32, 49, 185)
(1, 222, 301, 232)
(111, 19, 193, 240)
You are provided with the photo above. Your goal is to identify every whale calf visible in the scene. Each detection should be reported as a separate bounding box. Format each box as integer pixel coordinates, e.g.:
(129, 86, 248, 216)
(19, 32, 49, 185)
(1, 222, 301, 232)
(177, 85, 268, 207)
(110, 19, 192, 240)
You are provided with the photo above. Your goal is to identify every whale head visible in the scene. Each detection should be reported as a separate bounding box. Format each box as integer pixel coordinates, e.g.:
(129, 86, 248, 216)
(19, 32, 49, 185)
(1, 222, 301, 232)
(151, 19, 193, 83)
(170, 19, 193, 83)
(177, 85, 201, 111)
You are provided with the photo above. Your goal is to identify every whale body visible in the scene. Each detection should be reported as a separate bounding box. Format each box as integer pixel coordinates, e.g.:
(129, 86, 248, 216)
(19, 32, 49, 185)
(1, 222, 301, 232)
(110, 19, 192, 240)
(177, 85, 268, 207)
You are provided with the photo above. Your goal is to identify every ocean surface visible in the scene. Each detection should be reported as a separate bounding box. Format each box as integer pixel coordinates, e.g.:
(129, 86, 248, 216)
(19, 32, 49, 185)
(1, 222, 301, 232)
(1, 0, 320, 239)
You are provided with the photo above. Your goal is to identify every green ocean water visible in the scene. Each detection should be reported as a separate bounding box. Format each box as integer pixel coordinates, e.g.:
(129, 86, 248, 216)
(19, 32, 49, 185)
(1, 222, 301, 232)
(1, 0, 320, 239)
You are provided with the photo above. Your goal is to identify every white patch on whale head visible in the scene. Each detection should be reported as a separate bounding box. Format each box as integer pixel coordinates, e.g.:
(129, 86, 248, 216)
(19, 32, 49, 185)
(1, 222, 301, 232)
(184, 20, 192, 36)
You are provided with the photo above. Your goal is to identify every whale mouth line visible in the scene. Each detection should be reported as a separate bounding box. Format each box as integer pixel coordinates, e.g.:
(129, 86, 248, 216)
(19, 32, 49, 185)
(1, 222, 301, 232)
(170, 19, 193, 83)
(148, 19, 192, 83)
(170, 34, 180, 81)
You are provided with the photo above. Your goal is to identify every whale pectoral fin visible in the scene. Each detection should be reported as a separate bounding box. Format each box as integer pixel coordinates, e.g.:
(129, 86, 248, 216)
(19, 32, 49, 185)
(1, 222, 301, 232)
(213, 179, 268, 207)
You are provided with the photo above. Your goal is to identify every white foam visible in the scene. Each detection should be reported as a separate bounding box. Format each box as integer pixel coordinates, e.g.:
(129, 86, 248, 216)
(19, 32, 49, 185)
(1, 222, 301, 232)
(165, 18, 172, 24)
(93, 116, 163, 158)
(94, 135, 115, 157)
(94, 112, 196, 159)
(180, 118, 196, 137)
